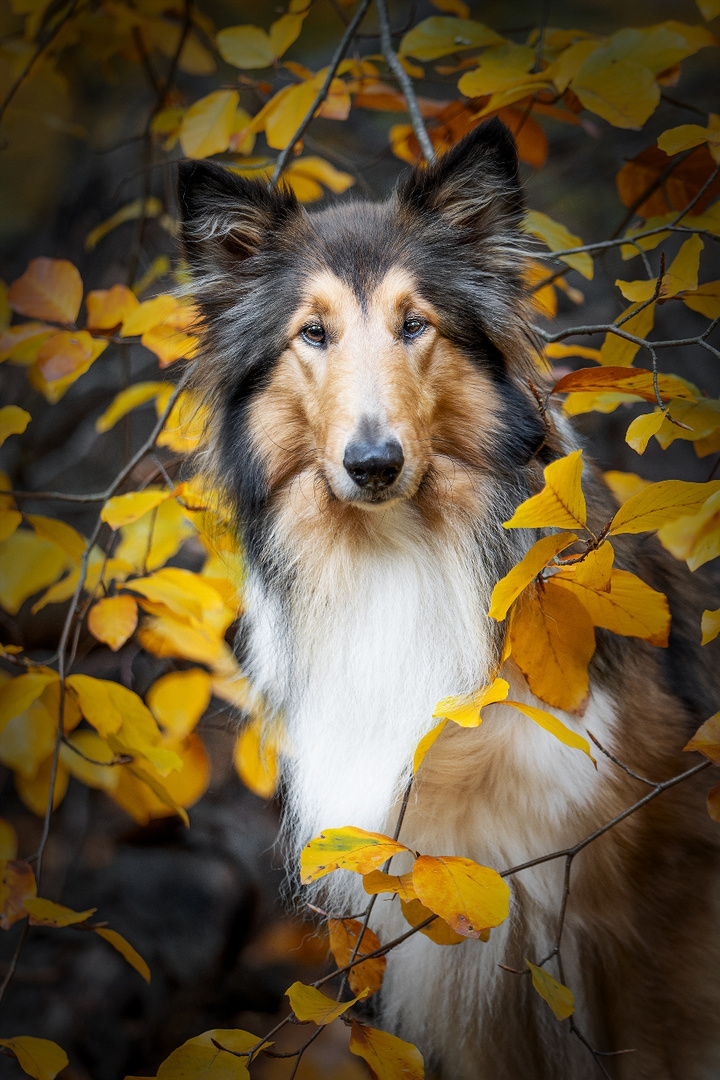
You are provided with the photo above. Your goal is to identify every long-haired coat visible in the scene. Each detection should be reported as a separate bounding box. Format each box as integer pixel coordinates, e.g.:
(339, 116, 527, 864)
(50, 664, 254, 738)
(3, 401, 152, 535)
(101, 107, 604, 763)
(178, 121, 720, 1079)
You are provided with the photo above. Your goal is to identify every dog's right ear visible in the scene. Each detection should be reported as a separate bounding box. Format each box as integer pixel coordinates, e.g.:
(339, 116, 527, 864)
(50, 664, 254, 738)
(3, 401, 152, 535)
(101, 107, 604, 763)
(178, 160, 300, 271)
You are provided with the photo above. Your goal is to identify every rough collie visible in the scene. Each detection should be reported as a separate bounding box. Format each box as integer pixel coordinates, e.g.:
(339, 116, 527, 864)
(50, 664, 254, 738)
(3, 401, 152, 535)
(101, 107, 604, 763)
(178, 121, 720, 1079)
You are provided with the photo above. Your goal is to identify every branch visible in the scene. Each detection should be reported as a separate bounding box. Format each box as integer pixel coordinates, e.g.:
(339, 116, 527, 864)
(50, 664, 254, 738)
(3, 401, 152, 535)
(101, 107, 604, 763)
(0, 0, 81, 126)
(376, 0, 435, 164)
(271, 0, 372, 183)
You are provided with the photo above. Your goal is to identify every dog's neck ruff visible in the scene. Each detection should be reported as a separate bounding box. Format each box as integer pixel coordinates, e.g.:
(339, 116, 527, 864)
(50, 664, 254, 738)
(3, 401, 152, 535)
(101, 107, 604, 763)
(245, 499, 502, 859)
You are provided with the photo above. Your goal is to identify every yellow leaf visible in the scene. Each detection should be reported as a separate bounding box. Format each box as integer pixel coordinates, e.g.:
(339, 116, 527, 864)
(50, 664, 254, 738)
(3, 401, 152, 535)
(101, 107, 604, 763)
(545, 343, 602, 363)
(65, 674, 124, 737)
(147, 669, 211, 739)
(264, 79, 319, 150)
(0, 405, 30, 446)
(0, 859, 37, 929)
(350, 1021, 424, 1080)
(399, 16, 503, 60)
(0, 1037, 68, 1080)
(701, 607, 720, 644)
(0, 510, 21, 542)
(25, 897, 96, 927)
(500, 701, 596, 763)
(509, 582, 596, 713)
(553, 366, 694, 404)
(412, 719, 447, 773)
(95, 927, 151, 983)
(156, 391, 208, 451)
(120, 295, 178, 337)
(217, 24, 275, 68)
(101, 488, 174, 530)
(684, 712, 720, 763)
(609, 479, 720, 535)
(399, 897, 465, 945)
(658, 113, 720, 163)
(26, 515, 85, 564)
(362, 870, 416, 902)
(7, 257, 82, 324)
(125, 567, 222, 622)
(696, 0, 720, 20)
(0, 694, 56, 779)
(556, 565, 671, 644)
(504, 450, 586, 531)
(233, 717, 278, 799)
(625, 409, 667, 454)
(616, 234, 703, 301)
(282, 155, 354, 200)
(0, 670, 59, 732)
(489, 533, 579, 620)
(572, 50, 660, 129)
(412, 855, 509, 938)
(86, 285, 139, 331)
(300, 827, 410, 885)
(138, 614, 229, 667)
(432, 677, 510, 727)
(287, 981, 369, 1025)
(600, 301, 655, 366)
(458, 43, 539, 97)
(683, 279, 720, 319)
(0, 323, 55, 365)
(328, 918, 386, 997)
(156, 1030, 258, 1079)
(115, 496, 193, 573)
(88, 594, 138, 651)
(269, 12, 306, 57)
(523, 210, 593, 280)
(0, 529, 67, 614)
(526, 960, 575, 1020)
(96, 382, 171, 433)
(60, 731, 120, 791)
(16, 756, 69, 817)
(142, 323, 198, 368)
(180, 90, 240, 160)
(120, 761, 189, 824)
(0, 819, 18, 859)
(85, 198, 162, 252)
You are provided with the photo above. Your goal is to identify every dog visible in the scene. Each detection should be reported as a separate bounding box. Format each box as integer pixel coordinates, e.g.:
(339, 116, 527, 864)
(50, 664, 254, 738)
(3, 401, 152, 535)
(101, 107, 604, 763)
(178, 120, 720, 1079)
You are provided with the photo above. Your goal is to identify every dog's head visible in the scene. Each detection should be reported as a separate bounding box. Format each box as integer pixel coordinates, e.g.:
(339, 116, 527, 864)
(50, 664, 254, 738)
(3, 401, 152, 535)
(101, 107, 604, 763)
(178, 120, 547, 528)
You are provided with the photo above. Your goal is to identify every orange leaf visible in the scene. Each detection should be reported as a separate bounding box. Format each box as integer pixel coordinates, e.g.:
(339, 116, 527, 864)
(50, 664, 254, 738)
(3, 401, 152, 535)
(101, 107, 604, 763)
(85, 284, 139, 330)
(362, 870, 417, 902)
(684, 712, 720, 763)
(349, 1021, 424, 1080)
(36, 330, 107, 382)
(88, 595, 138, 651)
(509, 582, 596, 713)
(300, 827, 410, 885)
(7, 258, 82, 324)
(503, 450, 587, 530)
(553, 367, 694, 403)
(0, 859, 37, 929)
(412, 855, 510, 938)
(328, 918, 386, 997)
(701, 607, 720, 645)
(399, 897, 466, 945)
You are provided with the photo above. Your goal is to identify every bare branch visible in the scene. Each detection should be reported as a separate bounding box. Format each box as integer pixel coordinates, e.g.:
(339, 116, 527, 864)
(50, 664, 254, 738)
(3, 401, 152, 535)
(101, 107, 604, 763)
(376, 0, 435, 164)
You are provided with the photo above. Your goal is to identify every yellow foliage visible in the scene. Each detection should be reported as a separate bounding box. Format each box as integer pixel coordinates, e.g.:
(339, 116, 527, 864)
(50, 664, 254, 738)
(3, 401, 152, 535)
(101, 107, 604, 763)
(300, 827, 410, 885)
(0, 1037, 69, 1080)
(328, 918, 386, 997)
(7, 257, 82, 324)
(88, 594, 138, 651)
(523, 210, 593, 279)
(286, 981, 369, 1025)
(349, 1021, 425, 1080)
(489, 533, 579, 620)
(399, 897, 466, 945)
(0, 405, 31, 446)
(504, 450, 587, 531)
(233, 717, 279, 800)
(526, 961, 575, 1020)
(412, 855, 510, 938)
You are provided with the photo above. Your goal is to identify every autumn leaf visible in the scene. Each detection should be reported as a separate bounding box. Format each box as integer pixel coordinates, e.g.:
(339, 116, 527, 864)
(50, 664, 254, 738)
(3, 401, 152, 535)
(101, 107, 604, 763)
(412, 855, 510, 938)
(489, 533, 579, 620)
(599, 301, 655, 367)
(509, 582, 596, 713)
(300, 827, 410, 885)
(88, 594, 138, 651)
(36, 330, 107, 382)
(362, 870, 417, 902)
(0, 670, 59, 732)
(658, 113, 720, 163)
(526, 960, 575, 1020)
(101, 488, 175, 530)
(684, 712, 720, 763)
(155, 1029, 253, 1080)
(180, 90, 240, 159)
(328, 918, 386, 996)
(287, 981, 369, 1025)
(499, 701, 596, 764)
(0, 1037, 69, 1080)
(217, 25, 276, 68)
(503, 451, 587, 530)
(701, 607, 720, 645)
(0, 530, 68, 614)
(95, 927, 151, 982)
(96, 381, 171, 433)
(553, 367, 694, 404)
(523, 210, 593, 279)
(233, 718, 278, 800)
(147, 669, 211, 739)
(399, 897, 466, 945)
(0, 819, 18, 860)
(708, 780, 720, 823)
(571, 48, 660, 129)
(0, 405, 31, 446)
(658, 489, 720, 571)
(399, 16, 502, 60)
(349, 1021, 425, 1080)
(15, 758, 69, 818)
(0, 859, 37, 929)
(8, 258, 83, 324)
(25, 897, 96, 927)
(608, 480, 720, 535)
(27, 515, 85, 563)
(553, 567, 670, 646)
(412, 720, 447, 773)
(616, 234, 703, 301)
(432, 677, 510, 727)
(85, 284, 139, 330)
(120, 295, 177, 337)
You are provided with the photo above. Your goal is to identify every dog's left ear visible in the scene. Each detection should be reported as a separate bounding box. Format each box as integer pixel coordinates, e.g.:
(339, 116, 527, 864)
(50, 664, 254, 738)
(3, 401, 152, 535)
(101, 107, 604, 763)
(396, 118, 522, 238)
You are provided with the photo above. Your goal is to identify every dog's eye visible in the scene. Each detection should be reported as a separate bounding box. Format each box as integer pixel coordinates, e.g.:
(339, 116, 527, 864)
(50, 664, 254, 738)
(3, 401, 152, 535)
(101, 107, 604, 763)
(402, 316, 426, 340)
(301, 324, 326, 347)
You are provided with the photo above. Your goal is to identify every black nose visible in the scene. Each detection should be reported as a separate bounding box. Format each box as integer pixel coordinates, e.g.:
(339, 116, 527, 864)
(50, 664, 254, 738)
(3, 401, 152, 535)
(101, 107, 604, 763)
(343, 437, 404, 490)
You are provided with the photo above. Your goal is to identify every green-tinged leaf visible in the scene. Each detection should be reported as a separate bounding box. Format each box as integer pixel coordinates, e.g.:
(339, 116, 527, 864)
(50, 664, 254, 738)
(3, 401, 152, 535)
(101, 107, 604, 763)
(399, 16, 502, 59)
(300, 827, 410, 884)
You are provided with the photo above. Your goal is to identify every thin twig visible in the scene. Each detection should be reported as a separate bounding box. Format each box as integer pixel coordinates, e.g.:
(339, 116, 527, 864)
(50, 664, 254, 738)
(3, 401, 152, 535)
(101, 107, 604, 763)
(0, 0, 81, 125)
(376, 0, 435, 164)
(272, 0, 372, 183)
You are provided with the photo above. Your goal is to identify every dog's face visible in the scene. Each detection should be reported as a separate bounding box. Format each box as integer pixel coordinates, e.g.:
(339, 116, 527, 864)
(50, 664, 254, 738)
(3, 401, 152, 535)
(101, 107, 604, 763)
(178, 121, 546, 532)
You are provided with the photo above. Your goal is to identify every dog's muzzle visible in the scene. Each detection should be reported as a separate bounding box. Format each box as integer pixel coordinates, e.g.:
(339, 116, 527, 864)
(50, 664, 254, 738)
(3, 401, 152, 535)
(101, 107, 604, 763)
(343, 436, 404, 492)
